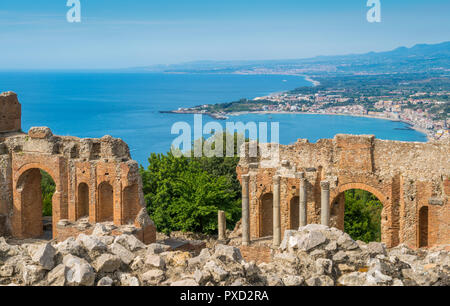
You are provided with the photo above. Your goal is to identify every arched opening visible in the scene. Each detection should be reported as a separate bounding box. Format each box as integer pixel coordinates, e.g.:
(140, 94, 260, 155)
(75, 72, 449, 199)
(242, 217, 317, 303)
(289, 196, 299, 229)
(77, 183, 89, 220)
(123, 184, 140, 224)
(418, 206, 429, 248)
(98, 182, 114, 222)
(260, 193, 273, 237)
(16, 169, 56, 239)
(332, 189, 383, 243)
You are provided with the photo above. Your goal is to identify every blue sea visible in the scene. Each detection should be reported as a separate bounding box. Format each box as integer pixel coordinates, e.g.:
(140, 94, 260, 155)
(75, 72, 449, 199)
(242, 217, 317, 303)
(0, 72, 427, 165)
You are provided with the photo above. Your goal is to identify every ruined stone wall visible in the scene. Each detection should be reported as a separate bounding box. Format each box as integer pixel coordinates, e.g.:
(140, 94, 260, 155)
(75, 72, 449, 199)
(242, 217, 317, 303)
(0, 92, 156, 244)
(237, 135, 450, 249)
(0, 92, 21, 133)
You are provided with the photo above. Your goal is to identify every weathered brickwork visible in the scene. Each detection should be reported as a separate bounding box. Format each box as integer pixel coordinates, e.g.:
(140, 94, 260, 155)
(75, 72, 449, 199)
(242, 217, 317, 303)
(0, 92, 21, 133)
(0, 92, 156, 244)
(237, 135, 450, 249)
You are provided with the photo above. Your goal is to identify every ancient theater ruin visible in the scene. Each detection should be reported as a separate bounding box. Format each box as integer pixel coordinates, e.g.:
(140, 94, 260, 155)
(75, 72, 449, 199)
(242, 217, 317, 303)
(0, 92, 156, 243)
(237, 135, 449, 249)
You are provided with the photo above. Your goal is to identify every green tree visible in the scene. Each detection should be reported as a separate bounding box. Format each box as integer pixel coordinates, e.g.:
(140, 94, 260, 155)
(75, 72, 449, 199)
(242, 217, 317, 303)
(192, 132, 244, 200)
(41, 170, 55, 217)
(344, 189, 382, 243)
(140, 149, 242, 235)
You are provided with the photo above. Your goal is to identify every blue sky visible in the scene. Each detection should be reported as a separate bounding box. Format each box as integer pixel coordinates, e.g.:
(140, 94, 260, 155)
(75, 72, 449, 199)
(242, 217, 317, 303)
(0, 0, 449, 69)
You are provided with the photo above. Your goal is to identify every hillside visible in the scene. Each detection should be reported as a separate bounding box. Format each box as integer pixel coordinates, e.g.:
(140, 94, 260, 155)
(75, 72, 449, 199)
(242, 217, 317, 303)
(128, 41, 450, 75)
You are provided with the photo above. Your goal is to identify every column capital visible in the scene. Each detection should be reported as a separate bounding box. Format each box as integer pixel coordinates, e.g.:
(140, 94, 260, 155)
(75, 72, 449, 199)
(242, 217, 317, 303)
(241, 174, 250, 182)
(320, 181, 330, 190)
(273, 175, 281, 184)
(295, 172, 305, 179)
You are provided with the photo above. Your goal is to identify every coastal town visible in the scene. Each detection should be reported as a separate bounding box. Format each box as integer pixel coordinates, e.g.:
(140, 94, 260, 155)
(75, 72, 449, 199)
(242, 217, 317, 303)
(171, 75, 450, 142)
(253, 90, 449, 141)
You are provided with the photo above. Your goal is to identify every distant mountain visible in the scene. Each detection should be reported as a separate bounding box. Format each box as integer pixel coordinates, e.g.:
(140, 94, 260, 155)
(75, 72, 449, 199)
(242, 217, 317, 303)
(128, 41, 450, 75)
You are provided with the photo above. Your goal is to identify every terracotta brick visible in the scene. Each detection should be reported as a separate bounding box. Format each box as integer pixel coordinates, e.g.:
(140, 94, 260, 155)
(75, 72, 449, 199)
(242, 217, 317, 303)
(0, 92, 156, 244)
(0, 92, 21, 133)
(238, 135, 449, 249)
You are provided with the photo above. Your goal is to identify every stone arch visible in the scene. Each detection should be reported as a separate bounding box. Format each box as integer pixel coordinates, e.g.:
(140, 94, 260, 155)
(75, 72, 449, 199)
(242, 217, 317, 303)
(122, 184, 140, 224)
(334, 183, 388, 206)
(331, 183, 392, 245)
(14, 167, 58, 238)
(289, 196, 299, 230)
(418, 206, 429, 248)
(260, 193, 273, 237)
(98, 182, 114, 222)
(77, 183, 90, 220)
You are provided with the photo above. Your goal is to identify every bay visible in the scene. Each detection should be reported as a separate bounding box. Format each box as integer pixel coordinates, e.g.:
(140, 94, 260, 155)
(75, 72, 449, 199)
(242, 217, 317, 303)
(0, 72, 426, 165)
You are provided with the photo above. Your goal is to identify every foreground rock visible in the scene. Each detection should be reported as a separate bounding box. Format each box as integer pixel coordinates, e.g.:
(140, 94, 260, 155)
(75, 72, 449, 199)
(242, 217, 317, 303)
(0, 225, 448, 286)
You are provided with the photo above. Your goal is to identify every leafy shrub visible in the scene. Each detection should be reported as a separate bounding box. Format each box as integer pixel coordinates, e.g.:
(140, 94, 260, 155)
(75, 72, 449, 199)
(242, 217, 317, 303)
(41, 170, 55, 217)
(344, 189, 382, 242)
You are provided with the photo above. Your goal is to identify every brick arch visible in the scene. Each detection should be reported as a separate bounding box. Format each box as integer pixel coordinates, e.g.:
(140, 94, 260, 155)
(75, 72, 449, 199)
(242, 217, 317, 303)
(13, 165, 62, 239)
(333, 182, 388, 207)
(15, 162, 60, 189)
(259, 192, 273, 237)
(76, 182, 90, 220)
(255, 185, 273, 200)
(97, 181, 114, 222)
(330, 182, 391, 245)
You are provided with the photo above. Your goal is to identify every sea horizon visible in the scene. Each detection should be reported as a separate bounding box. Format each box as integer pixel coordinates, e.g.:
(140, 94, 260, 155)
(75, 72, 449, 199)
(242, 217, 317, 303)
(0, 71, 427, 165)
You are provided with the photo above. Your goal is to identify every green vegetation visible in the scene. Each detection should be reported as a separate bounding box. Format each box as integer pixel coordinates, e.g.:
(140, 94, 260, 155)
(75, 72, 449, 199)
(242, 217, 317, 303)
(37, 137, 385, 242)
(140, 133, 244, 235)
(205, 98, 272, 113)
(344, 189, 383, 243)
(41, 170, 55, 217)
(290, 73, 450, 98)
(189, 73, 449, 121)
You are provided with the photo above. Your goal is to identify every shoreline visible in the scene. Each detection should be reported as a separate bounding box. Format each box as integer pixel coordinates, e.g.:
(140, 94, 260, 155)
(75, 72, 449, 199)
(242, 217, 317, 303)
(236, 73, 318, 99)
(226, 110, 432, 141)
(160, 73, 432, 142)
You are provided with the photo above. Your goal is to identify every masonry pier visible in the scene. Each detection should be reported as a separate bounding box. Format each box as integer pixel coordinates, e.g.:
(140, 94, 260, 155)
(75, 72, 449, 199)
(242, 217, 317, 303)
(273, 175, 281, 247)
(241, 174, 250, 246)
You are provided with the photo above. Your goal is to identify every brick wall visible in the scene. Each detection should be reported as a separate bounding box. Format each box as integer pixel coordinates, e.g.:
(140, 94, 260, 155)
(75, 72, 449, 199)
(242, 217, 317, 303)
(0, 93, 156, 244)
(0, 92, 21, 133)
(238, 135, 449, 249)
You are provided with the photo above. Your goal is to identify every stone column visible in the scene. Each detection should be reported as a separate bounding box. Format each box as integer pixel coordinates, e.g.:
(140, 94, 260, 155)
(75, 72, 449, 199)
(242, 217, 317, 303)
(273, 175, 281, 247)
(321, 181, 330, 226)
(241, 174, 250, 246)
(218, 210, 226, 241)
(298, 172, 307, 228)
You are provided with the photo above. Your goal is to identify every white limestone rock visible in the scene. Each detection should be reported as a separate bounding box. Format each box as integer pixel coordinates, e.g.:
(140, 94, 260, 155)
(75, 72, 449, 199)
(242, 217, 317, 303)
(213, 244, 242, 262)
(147, 243, 171, 255)
(120, 273, 140, 286)
(63, 254, 96, 286)
(55, 237, 84, 257)
(282, 275, 304, 286)
(97, 276, 114, 286)
(114, 234, 145, 252)
(93, 254, 122, 273)
(145, 254, 165, 269)
(77, 234, 107, 254)
(29, 243, 56, 270)
(170, 279, 199, 286)
(305, 275, 334, 286)
(109, 242, 135, 265)
(22, 264, 46, 285)
(47, 264, 67, 286)
(141, 269, 165, 285)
